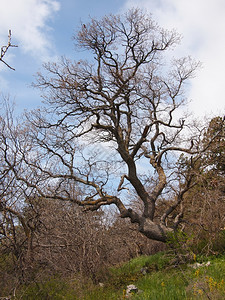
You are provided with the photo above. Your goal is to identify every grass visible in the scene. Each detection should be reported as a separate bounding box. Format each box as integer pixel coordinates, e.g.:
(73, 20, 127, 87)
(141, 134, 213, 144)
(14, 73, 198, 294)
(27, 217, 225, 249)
(15, 252, 225, 299)
(128, 254, 225, 300)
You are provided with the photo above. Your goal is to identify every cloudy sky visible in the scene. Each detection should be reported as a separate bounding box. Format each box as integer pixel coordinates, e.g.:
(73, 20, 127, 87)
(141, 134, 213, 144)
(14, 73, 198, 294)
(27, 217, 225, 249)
(0, 0, 224, 118)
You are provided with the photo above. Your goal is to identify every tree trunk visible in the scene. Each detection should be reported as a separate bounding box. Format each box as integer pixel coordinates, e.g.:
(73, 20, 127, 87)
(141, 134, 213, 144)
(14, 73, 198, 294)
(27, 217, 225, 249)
(139, 219, 172, 242)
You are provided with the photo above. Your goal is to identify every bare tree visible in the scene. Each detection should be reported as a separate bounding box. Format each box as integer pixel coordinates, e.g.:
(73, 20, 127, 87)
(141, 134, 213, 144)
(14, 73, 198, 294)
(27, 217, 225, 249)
(6, 9, 222, 243)
(0, 30, 17, 70)
(0, 102, 38, 290)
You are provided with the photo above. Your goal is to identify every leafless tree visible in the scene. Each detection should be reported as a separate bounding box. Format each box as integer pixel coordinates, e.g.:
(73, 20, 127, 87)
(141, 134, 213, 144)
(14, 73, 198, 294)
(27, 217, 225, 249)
(5, 9, 223, 243)
(0, 102, 38, 291)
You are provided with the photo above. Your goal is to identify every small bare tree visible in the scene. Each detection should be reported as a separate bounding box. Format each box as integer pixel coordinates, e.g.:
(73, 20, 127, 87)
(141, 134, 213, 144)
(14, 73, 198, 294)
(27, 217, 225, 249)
(0, 102, 38, 289)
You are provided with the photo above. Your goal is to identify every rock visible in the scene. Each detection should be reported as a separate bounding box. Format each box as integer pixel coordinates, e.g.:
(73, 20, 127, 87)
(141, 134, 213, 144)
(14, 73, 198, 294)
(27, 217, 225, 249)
(189, 261, 211, 269)
(140, 267, 148, 275)
(126, 284, 138, 297)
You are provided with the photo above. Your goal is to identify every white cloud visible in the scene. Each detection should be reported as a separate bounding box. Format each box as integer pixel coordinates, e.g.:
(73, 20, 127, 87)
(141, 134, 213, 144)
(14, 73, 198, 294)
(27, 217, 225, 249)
(0, 0, 60, 59)
(123, 0, 225, 117)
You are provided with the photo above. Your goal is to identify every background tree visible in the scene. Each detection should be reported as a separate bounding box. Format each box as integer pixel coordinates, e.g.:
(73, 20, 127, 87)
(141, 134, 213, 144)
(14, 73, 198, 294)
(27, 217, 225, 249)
(181, 116, 225, 254)
(0, 102, 38, 290)
(202, 116, 225, 176)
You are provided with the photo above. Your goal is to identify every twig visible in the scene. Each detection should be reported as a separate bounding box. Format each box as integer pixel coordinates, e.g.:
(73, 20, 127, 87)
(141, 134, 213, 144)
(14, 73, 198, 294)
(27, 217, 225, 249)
(0, 30, 18, 70)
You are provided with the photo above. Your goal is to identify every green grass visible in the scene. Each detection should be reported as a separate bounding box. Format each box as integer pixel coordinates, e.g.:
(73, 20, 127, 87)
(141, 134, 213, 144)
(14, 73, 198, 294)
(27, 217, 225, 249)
(17, 277, 79, 300)
(84, 253, 225, 300)
(128, 254, 225, 300)
(15, 253, 225, 299)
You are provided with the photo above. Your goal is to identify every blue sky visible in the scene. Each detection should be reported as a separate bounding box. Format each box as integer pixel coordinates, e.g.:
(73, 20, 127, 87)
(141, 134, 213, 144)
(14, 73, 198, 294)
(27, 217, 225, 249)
(0, 0, 225, 117)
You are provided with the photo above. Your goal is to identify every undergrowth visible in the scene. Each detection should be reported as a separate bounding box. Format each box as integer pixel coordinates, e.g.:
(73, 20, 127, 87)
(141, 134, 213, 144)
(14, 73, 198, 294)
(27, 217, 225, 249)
(9, 252, 225, 299)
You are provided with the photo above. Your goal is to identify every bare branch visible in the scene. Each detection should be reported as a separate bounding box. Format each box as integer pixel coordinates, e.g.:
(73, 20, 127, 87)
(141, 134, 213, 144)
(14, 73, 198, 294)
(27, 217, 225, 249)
(0, 30, 18, 70)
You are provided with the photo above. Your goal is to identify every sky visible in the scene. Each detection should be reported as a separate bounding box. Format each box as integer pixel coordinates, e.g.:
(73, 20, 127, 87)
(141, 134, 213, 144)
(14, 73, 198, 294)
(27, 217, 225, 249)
(0, 0, 224, 118)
